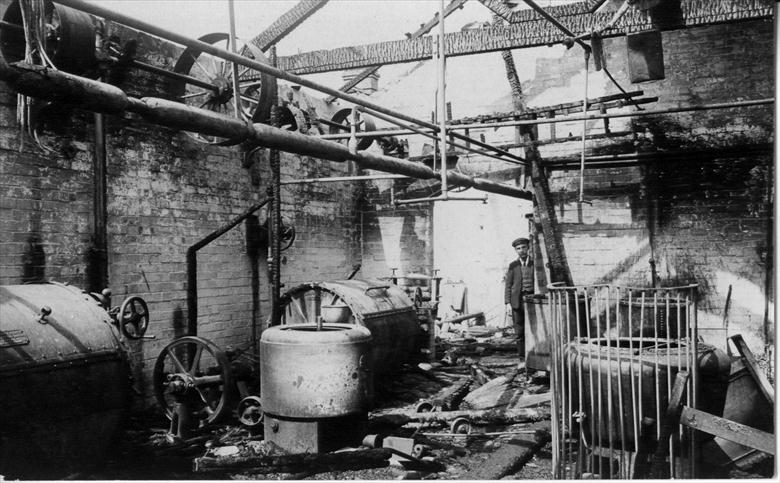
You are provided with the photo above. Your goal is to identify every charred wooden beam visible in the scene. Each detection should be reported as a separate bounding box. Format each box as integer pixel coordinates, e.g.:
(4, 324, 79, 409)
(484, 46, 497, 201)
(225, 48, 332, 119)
(276, 0, 771, 74)
(193, 448, 392, 474)
(325, 0, 467, 102)
(0, 60, 532, 200)
(249, 0, 329, 52)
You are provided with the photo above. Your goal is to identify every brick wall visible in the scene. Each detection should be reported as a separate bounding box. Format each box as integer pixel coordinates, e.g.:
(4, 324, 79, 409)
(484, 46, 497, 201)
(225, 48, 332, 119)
(0, 13, 360, 409)
(526, 20, 774, 351)
(358, 173, 433, 280)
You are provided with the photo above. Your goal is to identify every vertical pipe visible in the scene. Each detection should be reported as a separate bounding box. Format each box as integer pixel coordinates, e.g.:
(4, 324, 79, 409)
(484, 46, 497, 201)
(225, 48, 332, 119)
(578, 52, 590, 203)
(90, 111, 108, 292)
(228, 0, 241, 118)
(437, 0, 448, 198)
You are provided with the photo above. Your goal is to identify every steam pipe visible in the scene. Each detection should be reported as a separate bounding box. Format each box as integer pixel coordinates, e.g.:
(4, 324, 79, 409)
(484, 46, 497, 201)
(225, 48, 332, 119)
(54, 0, 522, 165)
(187, 198, 270, 336)
(0, 59, 532, 199)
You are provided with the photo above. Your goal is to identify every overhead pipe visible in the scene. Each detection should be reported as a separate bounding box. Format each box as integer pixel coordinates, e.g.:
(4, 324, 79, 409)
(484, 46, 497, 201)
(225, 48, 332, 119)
(0, 58, 532, 201)
(54, 0, 523, 166)
(318, 98, 773, 140)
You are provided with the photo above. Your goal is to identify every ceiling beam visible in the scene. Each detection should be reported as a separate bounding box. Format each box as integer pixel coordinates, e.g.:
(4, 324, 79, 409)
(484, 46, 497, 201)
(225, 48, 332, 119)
(276, 0, 771, 74)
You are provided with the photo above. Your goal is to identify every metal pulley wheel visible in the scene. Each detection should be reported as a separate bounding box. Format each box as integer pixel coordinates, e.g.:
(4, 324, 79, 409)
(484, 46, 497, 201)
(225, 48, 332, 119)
(0, 0, 97, 74)
(153, 336, 234, 426)
(169, 32, 277, 145)
(118, 296, 149, 339)
(328, 108, 377, 151)
(236, 395, 264, 428)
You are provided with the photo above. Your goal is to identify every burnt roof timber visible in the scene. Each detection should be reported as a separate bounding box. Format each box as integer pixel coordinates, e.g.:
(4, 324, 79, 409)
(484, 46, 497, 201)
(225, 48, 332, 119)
(276, 0, 772, 75)
(325, 0, 468, 102)
(249, 0, 329, 52)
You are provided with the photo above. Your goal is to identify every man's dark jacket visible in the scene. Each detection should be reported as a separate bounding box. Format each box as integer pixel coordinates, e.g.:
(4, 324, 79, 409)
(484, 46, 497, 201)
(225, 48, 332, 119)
(505, 258, 534, 309)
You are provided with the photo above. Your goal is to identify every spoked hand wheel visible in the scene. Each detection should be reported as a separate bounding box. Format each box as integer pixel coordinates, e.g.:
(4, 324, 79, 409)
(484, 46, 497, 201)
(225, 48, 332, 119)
(118, 296, 149, 339)
(153, 336, 234, 426)
(169, 32, 277, 145)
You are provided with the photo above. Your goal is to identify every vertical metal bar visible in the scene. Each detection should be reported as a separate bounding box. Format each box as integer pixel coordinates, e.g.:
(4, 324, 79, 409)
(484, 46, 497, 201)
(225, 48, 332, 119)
(228, 0, 241, 118)
(653, 291, 661, 443)
(574, 288, 585, 478)
(563, 289, 572, 476)
(594, 287, 603, 471)
(584, 288, 596, 476)
(605, 286, 614, 477)
(550, 289, 562, 477)
(690, 287, 699, 477)
(614, 287, 627, 478)
(665, 291, 674, 477)
(437, 0, 448, 198)
(638, 292, 646, 446)
(628, 289, 640, 478)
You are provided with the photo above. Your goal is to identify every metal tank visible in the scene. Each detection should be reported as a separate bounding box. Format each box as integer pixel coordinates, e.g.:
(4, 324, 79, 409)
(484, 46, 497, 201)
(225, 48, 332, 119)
(279, 279, 420, 374)
(260, 323, 373, 453)
(0, 282, 141, 478)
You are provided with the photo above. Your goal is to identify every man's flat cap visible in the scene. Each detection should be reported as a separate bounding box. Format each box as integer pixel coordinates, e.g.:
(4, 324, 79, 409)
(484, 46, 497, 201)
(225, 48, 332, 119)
(512, 237, 530, 247)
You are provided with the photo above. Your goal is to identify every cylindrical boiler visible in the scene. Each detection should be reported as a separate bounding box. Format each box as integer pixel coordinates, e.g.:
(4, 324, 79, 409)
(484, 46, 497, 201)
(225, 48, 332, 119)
(279, 279, 420, 374)
(260, 323, 373, 453)
(0, 282, 131, 478)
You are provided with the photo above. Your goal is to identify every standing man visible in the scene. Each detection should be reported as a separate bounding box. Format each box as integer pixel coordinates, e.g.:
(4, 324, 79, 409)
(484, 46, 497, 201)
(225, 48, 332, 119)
(505, 237, 534, 357)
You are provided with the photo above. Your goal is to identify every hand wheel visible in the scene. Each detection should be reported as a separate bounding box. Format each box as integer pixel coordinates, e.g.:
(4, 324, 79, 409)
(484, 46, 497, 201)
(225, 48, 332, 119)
(118, 296, 149, 339)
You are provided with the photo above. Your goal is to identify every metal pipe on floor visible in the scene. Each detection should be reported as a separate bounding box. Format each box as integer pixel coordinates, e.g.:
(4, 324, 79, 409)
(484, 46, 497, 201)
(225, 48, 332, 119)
(0, 59, 532, 200)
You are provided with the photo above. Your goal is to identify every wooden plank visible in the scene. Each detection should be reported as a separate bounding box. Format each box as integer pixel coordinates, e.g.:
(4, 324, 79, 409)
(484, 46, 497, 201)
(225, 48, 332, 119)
(648, 370, 689, 479)
(680, 407, 776, 456)
(730, 334, 774, 404)
(276, 0, 772, 74)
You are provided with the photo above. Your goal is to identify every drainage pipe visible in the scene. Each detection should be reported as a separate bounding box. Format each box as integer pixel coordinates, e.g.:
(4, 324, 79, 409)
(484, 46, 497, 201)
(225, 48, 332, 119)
(0, 60, 532, 200)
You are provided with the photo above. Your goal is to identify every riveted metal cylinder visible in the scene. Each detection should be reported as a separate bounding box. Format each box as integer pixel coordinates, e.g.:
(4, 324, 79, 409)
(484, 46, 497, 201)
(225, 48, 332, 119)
(260, 323, 373, 418)
(0, 282, 129, 478)
(280, 279, 420, 374)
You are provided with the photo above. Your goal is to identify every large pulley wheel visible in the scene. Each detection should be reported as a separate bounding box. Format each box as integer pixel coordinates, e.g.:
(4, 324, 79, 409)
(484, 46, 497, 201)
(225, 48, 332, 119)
(153, 336, 234, 426)
(328, 108, 377, 151)
(118, 296, 149, 339)
(169, 32, 276, 145)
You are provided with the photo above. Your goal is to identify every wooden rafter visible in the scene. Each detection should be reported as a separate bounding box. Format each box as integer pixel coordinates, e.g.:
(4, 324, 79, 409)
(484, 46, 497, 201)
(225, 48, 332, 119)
(276, 0, 772, 74)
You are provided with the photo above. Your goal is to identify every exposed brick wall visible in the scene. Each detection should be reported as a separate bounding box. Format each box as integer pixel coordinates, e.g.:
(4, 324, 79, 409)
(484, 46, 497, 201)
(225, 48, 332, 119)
(358, 174, 433, 280)
(0, 16, 360, 409)
(526, 20, 774, 351)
